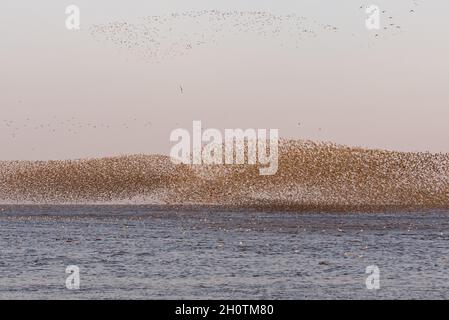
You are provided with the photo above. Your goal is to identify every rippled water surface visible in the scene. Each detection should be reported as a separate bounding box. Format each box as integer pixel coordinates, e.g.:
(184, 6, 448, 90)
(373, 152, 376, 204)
(1, 205, 449, 299)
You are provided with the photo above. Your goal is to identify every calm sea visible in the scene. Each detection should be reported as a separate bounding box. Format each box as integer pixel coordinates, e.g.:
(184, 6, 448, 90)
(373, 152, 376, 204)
(1, 205, 449, 299)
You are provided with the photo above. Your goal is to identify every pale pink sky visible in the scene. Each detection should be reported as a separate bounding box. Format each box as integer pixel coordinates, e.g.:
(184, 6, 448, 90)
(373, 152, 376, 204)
(1, 0, 449, 160)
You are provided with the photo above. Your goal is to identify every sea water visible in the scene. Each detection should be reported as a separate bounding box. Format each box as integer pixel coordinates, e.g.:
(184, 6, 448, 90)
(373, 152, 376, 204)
(1, 205, 449, 299)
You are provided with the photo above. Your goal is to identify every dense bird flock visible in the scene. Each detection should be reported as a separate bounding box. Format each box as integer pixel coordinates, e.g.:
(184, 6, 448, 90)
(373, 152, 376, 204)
(1, 3, 432, 212)
(1, 140, 449, 213)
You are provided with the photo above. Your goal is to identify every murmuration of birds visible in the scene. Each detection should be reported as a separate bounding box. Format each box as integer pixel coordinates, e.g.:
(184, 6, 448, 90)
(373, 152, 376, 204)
(1, 139, 449, 213)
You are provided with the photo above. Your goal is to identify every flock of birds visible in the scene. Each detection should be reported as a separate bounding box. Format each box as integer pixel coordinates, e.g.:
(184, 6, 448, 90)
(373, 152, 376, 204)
(90, 3, 422, 62)
(2, 139, 449, 212)
(3, 2, 447, 210)
(1, 117, 153, 139)
(3, 3, 423, 142)
(90, 10, 339, 62)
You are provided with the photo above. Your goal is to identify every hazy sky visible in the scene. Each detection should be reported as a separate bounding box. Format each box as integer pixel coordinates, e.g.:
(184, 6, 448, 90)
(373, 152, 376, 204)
(1, 0, 449, 160)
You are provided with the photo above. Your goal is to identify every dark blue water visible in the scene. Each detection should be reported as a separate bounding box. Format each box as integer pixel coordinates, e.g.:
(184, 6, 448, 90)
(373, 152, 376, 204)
(1, 205, 449, 299)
